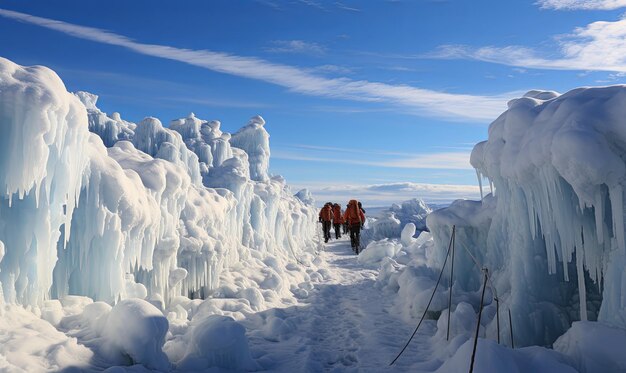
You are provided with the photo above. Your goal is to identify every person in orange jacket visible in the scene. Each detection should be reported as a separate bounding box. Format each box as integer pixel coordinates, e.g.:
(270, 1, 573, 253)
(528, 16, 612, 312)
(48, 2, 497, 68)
(319, 202, 333, 243)
(343, 199, 366, 253)
(332, 203, 344, 239)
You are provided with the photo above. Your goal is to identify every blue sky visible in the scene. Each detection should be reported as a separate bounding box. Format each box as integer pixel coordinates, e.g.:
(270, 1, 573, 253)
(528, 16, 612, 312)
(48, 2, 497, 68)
(1, 0, 626, 206)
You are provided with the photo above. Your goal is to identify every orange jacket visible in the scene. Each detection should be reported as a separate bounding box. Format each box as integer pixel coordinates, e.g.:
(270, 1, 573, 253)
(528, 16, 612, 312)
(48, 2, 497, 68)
(343, 200, 365, 225)
(332, 205, 344, 224)
(319, 204, 332, 222)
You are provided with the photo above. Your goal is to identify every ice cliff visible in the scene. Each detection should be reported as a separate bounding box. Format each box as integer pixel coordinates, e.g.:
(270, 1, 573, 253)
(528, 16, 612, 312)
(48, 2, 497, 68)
(428, 88, 626, 346)
(0, 57, 317, 308)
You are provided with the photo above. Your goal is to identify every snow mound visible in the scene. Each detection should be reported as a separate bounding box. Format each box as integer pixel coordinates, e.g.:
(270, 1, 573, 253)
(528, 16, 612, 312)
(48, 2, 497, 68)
(178, 315, 257, 371)
(435, 338, 575, 373)
(295, 188, 315, 205)
(0, 304, 94, 371)
(358, 239, 402, 265)
(101, 299, 170, 370)
(362, 198, 431, 244)
(554, 321, 626, 373)
(389, 198, 432, 231)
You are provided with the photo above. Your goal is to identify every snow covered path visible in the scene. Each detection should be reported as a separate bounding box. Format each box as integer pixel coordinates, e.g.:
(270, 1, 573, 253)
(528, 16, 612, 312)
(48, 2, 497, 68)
(245, 238, 437, 372)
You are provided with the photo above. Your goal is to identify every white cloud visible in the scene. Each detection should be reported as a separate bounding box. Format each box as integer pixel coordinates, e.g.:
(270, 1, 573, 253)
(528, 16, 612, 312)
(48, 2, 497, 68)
(255, 0, 282, 10)
(159, 96, 271, 109)
(335, 2, 361, 12)
(311, 64, 354, 75)
(0, 8, 512, 122)
(298, 0, 327, 11)
(537, 0, 626, 10)
(428, 17, 626, 73)
(273, 147, 473, 170)
(293, 181, 483, 206)
(265, 40, 327, 55)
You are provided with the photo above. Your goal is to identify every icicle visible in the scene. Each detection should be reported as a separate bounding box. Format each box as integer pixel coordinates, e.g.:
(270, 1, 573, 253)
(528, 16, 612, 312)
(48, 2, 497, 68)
(595, 188, 604, 245)
(610, 185, 625, 252)
(476, 169, 484, 200)
(577, 229, 588, 321)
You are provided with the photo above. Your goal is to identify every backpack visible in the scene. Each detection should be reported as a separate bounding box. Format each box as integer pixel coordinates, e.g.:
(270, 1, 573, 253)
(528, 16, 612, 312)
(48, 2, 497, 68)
(346, 200, 362, 224)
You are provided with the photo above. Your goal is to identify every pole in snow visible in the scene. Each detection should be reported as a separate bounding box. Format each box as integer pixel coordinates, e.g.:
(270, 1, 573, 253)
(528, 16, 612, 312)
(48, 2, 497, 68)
(446, 225, 456, 341)
(469, 268, 488, 373)
(508, 309, 515, 349)
(495, 297, 500, 344)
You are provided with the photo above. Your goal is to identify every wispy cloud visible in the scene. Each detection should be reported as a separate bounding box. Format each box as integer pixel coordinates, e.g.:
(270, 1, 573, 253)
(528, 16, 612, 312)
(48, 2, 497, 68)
(335, 2, 361, 12)
(0, 8, 512, 121)
(54, 67, 194, 92)
(158, 96, 271, 109)
(292, 181, 482, 206)
(265, 40, 327, 56)
(298, 0, 327, 11)
(273, 146, 472, 170)
(255, 0, 282, 10)
(536, 0, 626, 10)
(311, 64, 354, 75)
(427, 16, 626, 73)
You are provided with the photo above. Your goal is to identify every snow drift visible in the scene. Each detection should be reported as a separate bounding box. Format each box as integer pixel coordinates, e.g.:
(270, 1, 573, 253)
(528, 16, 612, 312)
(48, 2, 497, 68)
(361, 198, 431, 245)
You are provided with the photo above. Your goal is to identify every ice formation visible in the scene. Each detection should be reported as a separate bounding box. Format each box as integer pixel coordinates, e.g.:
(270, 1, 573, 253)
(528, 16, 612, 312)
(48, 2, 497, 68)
(361, 198, 431, 244)
(427, 87, 626, 346)
(0, 57, 318, 313)
(75, 91, 136, 147)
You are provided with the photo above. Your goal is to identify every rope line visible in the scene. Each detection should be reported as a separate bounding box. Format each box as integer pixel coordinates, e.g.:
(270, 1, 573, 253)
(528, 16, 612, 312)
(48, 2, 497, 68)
(389, 227, 455, 366)
(283, 224, 313, 267)
(457, 236, 517, 349)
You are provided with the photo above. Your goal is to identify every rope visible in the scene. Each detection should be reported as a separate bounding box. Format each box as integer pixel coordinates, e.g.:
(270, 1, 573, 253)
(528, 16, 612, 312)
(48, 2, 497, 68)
(457, 235, 517, 348)
(389, 227, 455, 366)
(457, 240, 500, 304)
(283, 224, 312, 267)
(315, 221, 324, 254)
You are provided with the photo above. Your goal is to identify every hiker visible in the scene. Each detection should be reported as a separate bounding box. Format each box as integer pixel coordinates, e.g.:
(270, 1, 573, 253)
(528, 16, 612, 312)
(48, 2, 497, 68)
(358, 201, 365, 214)
(319, 202, 333, 243)
(343, 199, 366, 254)
(343, 204, 350, 234)
(332, 203, 343, 239)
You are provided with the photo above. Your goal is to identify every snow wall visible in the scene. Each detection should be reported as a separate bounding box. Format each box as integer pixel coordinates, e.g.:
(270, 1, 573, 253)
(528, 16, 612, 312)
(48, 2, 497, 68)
(427, 88, 626, 346)
(0, 57, 318, 307)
